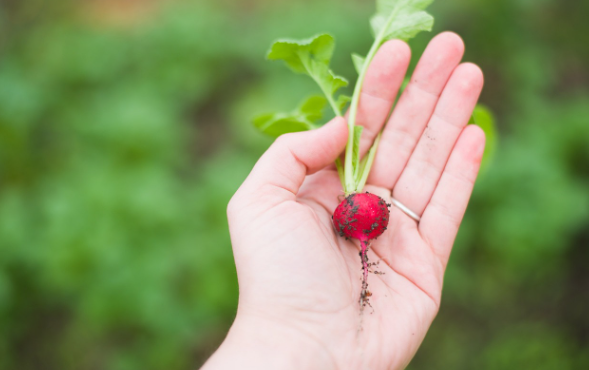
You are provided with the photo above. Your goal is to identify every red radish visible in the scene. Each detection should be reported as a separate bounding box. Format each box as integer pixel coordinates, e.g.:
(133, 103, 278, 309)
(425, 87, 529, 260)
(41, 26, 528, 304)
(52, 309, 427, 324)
(333, 192, 390, 309)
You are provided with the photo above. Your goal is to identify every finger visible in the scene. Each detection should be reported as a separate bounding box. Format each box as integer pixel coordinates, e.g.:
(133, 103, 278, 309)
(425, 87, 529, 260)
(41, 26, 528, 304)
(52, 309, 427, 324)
(369, 32, 465, 188)
(351, 39, 411, 156)
(233, 117, 348, 207)
(419, 124, 485, 266)
(391, 62, 484, 216)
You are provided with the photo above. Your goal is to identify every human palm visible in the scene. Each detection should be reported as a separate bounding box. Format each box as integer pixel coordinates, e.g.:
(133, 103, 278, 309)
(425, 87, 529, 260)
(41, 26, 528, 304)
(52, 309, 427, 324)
(204, 32, 485, 370)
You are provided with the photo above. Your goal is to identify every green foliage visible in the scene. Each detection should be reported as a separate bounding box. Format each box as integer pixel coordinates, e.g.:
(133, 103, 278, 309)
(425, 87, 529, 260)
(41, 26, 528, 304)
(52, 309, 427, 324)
(253, 95, 326, 136)
(351, 53, 366, 74)
(267, 34, 348, 116)
(371, 0, 434, 42)
(0, 2, 248, 369)
(354, 0, 435, 73)
(336, 94, 352, 112)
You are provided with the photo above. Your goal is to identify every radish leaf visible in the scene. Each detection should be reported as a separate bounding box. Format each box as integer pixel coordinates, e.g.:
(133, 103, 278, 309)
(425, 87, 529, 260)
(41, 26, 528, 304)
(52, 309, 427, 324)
(371, 0, 434, 43)
(352, 53, 366, 74)
(337, 94, 352, 112)
(253, 114, 314, 137)
(253, 95, 327, 137)
(300, 95, 329, 122)
(255, 1, 490, 196)
(267, 34, 348, 116)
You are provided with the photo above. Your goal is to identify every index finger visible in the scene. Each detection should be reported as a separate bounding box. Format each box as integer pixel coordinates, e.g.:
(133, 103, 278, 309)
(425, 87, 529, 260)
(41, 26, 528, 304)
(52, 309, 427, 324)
(350, 39, 411, 156)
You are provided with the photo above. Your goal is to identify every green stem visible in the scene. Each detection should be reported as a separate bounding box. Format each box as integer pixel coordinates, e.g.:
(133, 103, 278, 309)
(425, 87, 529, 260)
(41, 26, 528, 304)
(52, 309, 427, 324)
(355, 154, 369, 184)
(357, 132, 382, 192)
(335, 158, 345, 185)
(312, 74, 341, 116)
(325, 92, 342, 117)
(299, 52, 342, 117)
(343, 8, 401, 194)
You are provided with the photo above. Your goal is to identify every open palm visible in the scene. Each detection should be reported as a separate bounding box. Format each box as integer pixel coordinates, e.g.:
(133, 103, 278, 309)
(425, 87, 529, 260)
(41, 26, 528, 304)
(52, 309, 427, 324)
(209, 33, 485, 370)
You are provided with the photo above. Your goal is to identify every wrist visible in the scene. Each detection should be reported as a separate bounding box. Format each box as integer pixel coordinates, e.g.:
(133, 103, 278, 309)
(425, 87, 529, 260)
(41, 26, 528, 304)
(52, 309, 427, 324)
(201, 311, 337, 370)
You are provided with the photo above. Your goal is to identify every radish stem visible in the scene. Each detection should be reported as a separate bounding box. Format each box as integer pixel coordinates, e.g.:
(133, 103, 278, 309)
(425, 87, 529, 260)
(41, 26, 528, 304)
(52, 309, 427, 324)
(344, 8, 401, 194)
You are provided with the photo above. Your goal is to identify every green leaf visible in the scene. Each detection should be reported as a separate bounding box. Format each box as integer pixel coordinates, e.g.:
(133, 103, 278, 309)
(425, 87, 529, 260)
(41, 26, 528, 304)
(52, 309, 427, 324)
(267, 34, 334, 73)
(267, 34, 348, 116)
(351, 125, 363, 181)
(300, 95, 328, 122)
(253, 95, 327, 137)
(370, 0, 434, 42)
(352, 53, 366, 74)
(469, 104, 497, 170)
(253, 114, 313, 137)
(337, 94, 351, 112)
(328, 71, 349, 95)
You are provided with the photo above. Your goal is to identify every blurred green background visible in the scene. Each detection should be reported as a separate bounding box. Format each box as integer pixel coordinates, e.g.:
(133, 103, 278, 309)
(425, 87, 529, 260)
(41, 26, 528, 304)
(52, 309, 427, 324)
(0, 0, 588, 369)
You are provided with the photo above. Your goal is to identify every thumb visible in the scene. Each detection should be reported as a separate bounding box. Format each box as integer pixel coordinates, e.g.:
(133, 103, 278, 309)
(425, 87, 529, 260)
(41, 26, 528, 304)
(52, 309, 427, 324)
(235, 117, 348, 206)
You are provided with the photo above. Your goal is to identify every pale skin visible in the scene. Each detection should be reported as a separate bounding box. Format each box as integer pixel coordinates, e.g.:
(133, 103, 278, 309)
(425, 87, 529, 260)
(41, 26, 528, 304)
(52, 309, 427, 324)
(201, 32, 485, 370)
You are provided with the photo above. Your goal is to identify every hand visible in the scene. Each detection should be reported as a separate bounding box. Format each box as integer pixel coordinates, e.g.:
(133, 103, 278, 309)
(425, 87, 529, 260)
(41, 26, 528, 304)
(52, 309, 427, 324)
(202, 32, 485, 370)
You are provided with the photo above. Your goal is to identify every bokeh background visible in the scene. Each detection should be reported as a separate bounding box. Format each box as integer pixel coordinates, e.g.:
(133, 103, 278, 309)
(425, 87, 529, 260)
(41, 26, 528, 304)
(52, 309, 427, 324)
(0, 0, 588, 369)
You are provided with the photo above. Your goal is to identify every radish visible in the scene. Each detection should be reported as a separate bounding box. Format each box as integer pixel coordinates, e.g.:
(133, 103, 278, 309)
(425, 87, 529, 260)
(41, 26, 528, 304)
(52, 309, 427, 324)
(253, 0, 438, 310)
(333, 192, 390, 308)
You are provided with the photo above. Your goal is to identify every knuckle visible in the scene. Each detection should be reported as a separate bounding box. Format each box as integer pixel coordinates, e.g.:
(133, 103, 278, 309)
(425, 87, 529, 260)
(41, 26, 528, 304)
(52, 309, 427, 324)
(274, 133, 296, 148)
